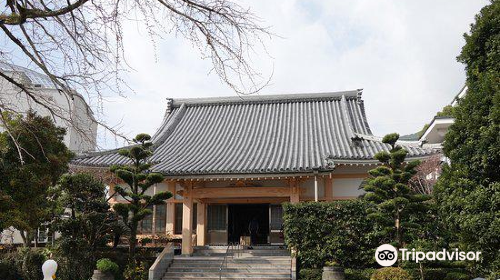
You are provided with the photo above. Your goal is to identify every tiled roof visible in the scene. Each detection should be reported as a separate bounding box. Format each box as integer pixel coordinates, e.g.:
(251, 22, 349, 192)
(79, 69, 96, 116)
(72, 90, 434, 175)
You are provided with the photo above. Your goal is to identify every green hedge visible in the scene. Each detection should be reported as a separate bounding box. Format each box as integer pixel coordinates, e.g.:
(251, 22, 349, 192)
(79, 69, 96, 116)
(283, 200, 378, 269)
(299, 268, 322, 280)
(345, 268, 376, 280)
(371, 267, 412, 280)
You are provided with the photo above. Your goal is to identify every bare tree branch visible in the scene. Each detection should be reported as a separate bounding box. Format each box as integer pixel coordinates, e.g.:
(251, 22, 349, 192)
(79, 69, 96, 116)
(0, 0, 272, 158)
(409, 154, 442, 195)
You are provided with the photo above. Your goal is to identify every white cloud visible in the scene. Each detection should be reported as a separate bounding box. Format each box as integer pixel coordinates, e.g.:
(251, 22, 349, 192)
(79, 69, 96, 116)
(99, 0, 488, 149)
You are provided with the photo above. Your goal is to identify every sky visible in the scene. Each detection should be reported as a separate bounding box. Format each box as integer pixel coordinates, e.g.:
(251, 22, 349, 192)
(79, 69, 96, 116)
(98, 0, 489, 149)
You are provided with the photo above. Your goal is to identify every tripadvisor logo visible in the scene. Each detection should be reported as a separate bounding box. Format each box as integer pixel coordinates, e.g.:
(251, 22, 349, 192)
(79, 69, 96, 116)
(375, 244, 398, 267)
(375, 244, 482, 266)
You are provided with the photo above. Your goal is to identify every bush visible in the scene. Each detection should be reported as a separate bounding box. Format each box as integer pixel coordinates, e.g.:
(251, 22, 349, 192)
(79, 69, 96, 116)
(421, 268, 447, 280)
(123, 262, 149, 280)
(97, 258, 120, 275)
(53, 238, 95, 280)
(370, 267, 412, 280)
(283, 200, 377, 269)
(20, 249, 47, 280)
(444, 272, 469, 280)
(299, 268, 322, 280)
(0, 257, 22, 280)
(345, 268, 375, 280)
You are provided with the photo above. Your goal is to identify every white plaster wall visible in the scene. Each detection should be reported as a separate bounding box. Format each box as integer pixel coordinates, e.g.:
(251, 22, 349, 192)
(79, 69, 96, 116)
(332, 178, 365, 198)
(300, 177, 325, 199)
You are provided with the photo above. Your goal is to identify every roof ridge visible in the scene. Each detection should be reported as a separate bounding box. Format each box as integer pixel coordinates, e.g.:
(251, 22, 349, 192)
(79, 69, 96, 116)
(339, 95, 357, 140)
(152, 103, 187, 146)
(170, 90, 362, 107)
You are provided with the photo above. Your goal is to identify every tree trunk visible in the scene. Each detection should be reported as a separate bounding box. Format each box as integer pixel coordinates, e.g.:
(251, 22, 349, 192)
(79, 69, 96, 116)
(395, 211, 401, 248)
(20, 230, 29, 247)
(419, 263, 425, 280)
(129, 220, 138, 265)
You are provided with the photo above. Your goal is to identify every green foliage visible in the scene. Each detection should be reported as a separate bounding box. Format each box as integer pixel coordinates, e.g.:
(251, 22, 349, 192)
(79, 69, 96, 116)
(298, 268, 322, 280)
(52, 173, 118, 280)
(0, 255, 22, 280)
(363, 133, 430, 248)
(123, 261, 149, 280)
(381, 133, 399, 146)
(0, 112, 73, 245)
(436, 0, 500, 275)
(435, 105, 455, 117)
(324, 260, 340, 267)
(370, 267, 412, 280)
(97, 258, 120, 275)
(110, 133, 172, 267)
(20, 249, 47, 280)
(345, 269, 375, 280)
(283, 200, 378, 269)
(443, 271, 469, 280)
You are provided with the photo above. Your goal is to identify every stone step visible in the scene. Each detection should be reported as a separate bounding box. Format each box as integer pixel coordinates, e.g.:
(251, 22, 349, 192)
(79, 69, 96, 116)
(163, 247, 292, 280)
(168, 268, 290, 273)
(163, 272, 290, 278)
(194, 251, 290, 257)
(174, 256, 291, 260)
(173, 258, 291, 264)
(162, 277, 290, 280)
(194, 245, 287, 250)
(170, 264, 290, 268)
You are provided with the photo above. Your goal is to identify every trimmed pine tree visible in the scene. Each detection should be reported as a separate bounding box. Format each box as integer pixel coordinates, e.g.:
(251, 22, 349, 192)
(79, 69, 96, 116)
(363, 133, 430, 248)
(110, 133, 172, 271)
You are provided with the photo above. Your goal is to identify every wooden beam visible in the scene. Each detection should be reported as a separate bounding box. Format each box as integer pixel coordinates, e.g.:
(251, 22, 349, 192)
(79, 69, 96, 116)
(187, 186, 292, 199)
(201, 197, 290, 204)
(331, 173, 368, 179)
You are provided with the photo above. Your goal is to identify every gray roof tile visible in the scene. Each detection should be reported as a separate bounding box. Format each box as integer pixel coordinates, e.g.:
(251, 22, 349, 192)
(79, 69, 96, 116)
(72, 90, 434, 175)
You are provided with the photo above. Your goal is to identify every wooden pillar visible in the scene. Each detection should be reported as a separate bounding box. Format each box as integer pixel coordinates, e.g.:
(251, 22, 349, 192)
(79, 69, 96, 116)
(289, 179, 300, 204)
(324, 176, 333, 201)
(151, 185, 157, 235)
(182, 182, 194, 255)
(166, 181, 175, 235)
(196, 202, 206, 246)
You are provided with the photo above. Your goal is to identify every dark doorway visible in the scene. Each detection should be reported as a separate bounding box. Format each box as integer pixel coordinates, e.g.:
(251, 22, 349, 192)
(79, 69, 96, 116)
(228, 204, 269, 244)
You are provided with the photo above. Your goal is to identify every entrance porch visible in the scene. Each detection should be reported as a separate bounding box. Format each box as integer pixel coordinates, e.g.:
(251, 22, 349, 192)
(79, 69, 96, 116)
(176, 177, 308, 255)
(107, 171, 367, 255)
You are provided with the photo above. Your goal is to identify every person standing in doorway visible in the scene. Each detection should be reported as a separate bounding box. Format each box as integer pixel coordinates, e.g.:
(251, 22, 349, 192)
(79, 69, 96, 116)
(248, 217, 259, 249)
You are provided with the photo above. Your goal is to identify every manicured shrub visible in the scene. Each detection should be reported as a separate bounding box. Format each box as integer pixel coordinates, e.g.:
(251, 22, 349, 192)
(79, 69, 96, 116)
(345, 268, 375, 280)
(299, 268, 322, 280)
(370, 267, 412, 280)
(123, 261, 149, 280)
(97, 258, 120, 275)
(444, 271, 469, 280)
(0, 257, 22, 280)
(20, 249, 47, 280)
(283, 200, 377, 269)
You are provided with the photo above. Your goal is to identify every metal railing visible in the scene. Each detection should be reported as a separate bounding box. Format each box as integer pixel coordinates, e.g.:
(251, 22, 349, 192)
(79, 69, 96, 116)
(218, 242, 240, 280)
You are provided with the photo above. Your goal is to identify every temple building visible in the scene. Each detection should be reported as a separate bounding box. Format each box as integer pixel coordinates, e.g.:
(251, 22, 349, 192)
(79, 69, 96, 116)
(71, 90, 434, 255)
